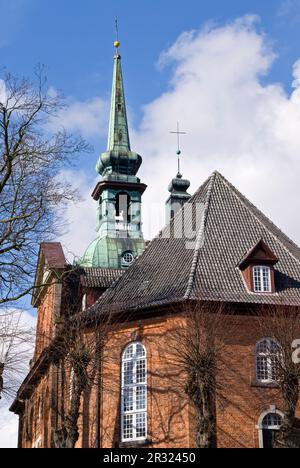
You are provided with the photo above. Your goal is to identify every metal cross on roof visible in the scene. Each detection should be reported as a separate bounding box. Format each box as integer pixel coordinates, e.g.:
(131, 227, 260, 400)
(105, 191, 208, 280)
(170, 122, 187, 175)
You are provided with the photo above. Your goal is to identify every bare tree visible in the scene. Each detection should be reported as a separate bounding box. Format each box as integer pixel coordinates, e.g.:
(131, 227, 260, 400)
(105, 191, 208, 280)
(257, 306, 300, 448)
(0, 67, 89, 305)
(0, 310, 34, 401)
(51, 310, 114, 449)
(167, 302, 234, 449)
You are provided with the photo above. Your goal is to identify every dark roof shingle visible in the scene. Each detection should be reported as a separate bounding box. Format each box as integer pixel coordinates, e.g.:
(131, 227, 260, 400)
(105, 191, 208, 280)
(89, 171, 300, 315)
(80, 267, 124, 289)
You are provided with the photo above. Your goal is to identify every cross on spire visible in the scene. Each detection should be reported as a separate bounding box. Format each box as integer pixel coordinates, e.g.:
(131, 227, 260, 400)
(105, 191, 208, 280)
(170, 122, 187, 176)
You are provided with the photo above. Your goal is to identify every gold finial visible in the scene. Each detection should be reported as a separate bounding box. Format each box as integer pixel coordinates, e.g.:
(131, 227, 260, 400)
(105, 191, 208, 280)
(114, 17, 120, 50)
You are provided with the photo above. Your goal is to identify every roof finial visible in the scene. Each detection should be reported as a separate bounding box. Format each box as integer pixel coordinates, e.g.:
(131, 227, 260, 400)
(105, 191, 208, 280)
(114, 17, 120, 52)
(170, 122, 187, 177)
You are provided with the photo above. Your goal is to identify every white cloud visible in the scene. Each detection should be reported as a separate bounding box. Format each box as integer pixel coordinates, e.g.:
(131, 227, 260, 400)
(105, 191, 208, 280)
(57, 170, 97, 261)
(0, 310, 36, 448)
(0, 407, 19, 448)
(55, 16, 300, 248)
(48, 96, 109, 139)
(129, 15, 300, 243)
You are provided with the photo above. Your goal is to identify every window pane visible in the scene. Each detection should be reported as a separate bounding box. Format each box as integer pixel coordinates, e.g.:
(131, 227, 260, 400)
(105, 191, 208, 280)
(136, 386, 146, 411)
(136, 359, 146, 384)
(136, 343, 146, 358)
(254, 267, 261, 292)
(270, 356, 281, 381)
(123, 388, 134, 412)
(123, 345, 134, 360)
(262, 413, 282, 429)
(123, 414, 133, 440)
(257, 356, 269, 381)
(135, 413, 146, 438)
(123, 361, 134, 385)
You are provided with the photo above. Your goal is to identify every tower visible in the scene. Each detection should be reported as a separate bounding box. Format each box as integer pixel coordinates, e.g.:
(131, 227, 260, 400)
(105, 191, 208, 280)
(166, 123, 191, 222)
(166, 172, 191, 223)
(81, 40, 146, 269)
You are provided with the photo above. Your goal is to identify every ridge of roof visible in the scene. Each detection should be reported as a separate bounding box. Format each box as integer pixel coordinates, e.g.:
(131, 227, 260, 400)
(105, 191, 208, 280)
(184, 171, 216, 299)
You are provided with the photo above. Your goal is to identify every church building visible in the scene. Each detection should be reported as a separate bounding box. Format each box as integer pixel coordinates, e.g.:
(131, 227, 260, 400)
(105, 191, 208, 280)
(10, 39, 300, 449)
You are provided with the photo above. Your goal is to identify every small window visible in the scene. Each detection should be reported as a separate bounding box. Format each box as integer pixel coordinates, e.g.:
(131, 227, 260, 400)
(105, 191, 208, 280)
(122, 251, 134, 266)
(121, 342, 147, 442)
(256, 339, 282, 383)
(253, 266, 271, 293)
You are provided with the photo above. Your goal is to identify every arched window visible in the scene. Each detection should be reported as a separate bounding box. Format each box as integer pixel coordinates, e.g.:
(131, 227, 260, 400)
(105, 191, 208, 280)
(256, 339, 282, 383)
(258, 411, 283, 448)
(121, 342, 147, 442)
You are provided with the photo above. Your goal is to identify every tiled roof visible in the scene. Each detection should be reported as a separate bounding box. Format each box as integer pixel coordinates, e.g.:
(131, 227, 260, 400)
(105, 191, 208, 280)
(89, 171, 300, 316)
(80, 267, 124, 288)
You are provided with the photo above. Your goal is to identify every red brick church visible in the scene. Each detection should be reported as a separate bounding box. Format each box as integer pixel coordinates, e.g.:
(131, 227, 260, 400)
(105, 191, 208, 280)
(10, 40, 300, 449)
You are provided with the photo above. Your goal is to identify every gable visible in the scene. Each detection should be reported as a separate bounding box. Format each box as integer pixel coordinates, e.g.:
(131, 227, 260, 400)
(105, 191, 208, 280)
(239, 240, 278, 270)
(32, 243, 66, 307)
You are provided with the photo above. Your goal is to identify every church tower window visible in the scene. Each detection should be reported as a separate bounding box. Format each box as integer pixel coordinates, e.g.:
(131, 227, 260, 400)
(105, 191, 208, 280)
(121, 251, 134, 267)
(121, 342, 147, 442)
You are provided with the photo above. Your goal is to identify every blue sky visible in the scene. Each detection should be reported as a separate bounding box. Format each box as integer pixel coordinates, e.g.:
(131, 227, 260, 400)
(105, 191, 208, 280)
(2, 0, 300, 122)
(2, 0, 300, 448)
(1, 1, 300, 165)
(1, 0, 300, 258)
(2, 0, 300, 279)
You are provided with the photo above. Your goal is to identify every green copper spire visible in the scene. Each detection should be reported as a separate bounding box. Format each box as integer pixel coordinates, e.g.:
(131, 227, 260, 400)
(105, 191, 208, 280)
(96, 41, 142, 179)
(107, 49, 131, 152)
(80, 38, 147, 270)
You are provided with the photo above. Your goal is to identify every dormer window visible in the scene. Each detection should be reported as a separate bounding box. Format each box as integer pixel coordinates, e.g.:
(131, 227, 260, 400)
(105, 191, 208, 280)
(239, 240, 278, 294)
(253, 266, 271, 293)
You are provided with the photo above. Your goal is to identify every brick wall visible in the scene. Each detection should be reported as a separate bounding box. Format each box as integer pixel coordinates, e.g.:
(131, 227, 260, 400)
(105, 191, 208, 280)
(19, 306, 300, 448)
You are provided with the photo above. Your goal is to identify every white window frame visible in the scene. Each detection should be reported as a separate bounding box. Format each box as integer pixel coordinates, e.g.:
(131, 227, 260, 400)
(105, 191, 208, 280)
(121, 342, 147, 442)
(253, 265, 272, 293)
(256, 338, 282, 383)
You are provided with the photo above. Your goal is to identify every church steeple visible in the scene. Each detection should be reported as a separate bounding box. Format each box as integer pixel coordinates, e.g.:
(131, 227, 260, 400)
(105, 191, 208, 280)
(80, 38, 146, 269)
(96, 40, 142, 179)
(107, 45, 131, 153)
